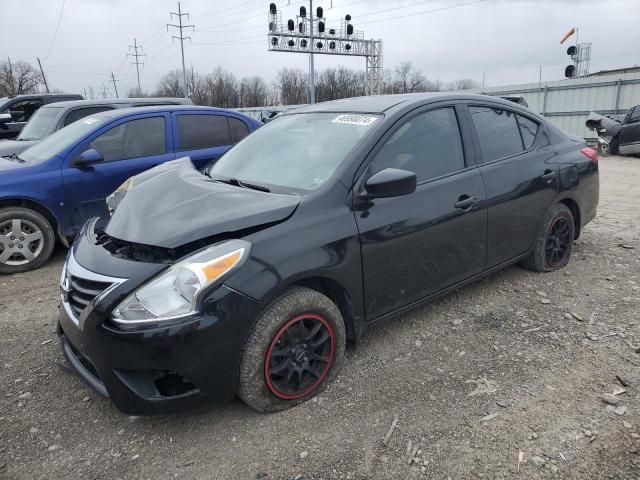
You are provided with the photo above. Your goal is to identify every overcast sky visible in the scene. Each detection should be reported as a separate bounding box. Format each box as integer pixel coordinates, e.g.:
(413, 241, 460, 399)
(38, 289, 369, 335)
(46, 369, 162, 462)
(1, 0, 639, 96)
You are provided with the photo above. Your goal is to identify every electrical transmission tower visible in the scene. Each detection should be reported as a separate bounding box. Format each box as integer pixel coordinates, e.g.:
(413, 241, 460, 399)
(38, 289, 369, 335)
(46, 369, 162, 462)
(167, 2, 194, 99)
(127, 38, 146, 96)
(268, 2, 383, 102)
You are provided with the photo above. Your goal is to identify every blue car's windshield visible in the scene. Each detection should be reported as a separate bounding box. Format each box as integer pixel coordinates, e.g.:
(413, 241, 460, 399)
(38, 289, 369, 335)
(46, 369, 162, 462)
(19, 115, 109, 164)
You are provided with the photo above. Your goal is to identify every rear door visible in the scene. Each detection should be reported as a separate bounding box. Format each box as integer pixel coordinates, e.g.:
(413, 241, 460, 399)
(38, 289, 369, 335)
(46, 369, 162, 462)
(354, 104, 487, 319)
(61, 113, 175, 230)
(619, 106, 640, 154)
(465, 103, 558, 267)
(172, 112, 250, 169)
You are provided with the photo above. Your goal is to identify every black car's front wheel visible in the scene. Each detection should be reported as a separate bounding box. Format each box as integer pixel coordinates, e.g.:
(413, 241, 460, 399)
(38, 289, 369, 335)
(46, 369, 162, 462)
(522, 203, 575, 272)
(238, 287, 345, 412)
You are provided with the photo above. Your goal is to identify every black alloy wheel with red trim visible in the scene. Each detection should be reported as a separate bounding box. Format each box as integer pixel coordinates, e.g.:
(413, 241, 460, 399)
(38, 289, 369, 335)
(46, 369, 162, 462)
(522, 203, 575, 272)
(238, 287, 346, 413)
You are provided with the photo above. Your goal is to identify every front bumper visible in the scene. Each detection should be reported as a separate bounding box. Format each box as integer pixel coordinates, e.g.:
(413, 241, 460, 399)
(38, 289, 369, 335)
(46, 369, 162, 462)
(57, 224, 263, 415)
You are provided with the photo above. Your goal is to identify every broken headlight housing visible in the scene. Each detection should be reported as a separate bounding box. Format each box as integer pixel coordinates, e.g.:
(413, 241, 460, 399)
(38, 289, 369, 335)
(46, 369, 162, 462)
(112, 240, 251, 324)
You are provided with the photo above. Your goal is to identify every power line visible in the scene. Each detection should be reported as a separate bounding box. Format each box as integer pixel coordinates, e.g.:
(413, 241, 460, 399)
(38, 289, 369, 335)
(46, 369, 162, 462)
(359, 0, 488, 25)
(127, 38, 146, 95)
(167, 1, 194, 98)
(43, 0, 67, 60)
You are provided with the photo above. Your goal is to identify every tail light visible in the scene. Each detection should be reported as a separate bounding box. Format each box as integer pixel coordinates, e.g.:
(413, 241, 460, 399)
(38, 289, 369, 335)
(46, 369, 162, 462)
(580, 147, 598, 165)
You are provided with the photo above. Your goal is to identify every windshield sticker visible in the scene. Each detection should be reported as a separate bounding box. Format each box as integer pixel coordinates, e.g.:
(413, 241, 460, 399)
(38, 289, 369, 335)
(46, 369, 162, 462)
(83, 117, 99, 125)
(332, 114, 377, 126)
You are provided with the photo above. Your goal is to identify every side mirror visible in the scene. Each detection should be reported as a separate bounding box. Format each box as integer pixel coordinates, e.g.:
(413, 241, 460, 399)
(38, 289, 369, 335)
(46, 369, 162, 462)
(72, 148, 104, 167)
(0, 113, 11, 130)
(362, 168, 417, 199)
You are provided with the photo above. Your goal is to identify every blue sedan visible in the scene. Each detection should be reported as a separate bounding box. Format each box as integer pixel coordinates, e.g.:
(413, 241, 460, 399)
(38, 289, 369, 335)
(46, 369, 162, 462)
(0, 105, 261, 273)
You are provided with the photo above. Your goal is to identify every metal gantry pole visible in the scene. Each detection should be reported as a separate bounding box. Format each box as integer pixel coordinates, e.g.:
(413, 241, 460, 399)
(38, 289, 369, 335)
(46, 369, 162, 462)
(309, 0, 315, 104)
(168, 2, 194, 99)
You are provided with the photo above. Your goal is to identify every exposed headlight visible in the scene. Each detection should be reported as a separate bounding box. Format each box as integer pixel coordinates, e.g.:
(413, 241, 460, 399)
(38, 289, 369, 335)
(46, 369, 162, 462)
(112, 240, 251, 323)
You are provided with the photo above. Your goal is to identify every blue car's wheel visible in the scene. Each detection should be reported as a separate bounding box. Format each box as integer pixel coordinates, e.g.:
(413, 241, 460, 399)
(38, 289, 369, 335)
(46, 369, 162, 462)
(0, 207, 55, 274)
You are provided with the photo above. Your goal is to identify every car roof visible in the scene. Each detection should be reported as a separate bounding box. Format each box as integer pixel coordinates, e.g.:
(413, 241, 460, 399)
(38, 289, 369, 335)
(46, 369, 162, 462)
(38, 97, 191, 109)
(289, 92, 527, 115)
(0, 93, 81, 101)
(89, 104, 260, 122)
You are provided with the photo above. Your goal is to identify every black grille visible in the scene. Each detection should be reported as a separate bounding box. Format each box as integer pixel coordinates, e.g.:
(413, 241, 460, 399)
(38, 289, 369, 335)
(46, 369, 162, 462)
(66, 274, 112, 318)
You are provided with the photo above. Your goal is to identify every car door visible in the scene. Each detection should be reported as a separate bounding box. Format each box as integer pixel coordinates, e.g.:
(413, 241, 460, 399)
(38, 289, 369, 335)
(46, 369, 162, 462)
(465, 103, 559, 267)
(619, 106, 640, 154)
(354, 104, 487, 320)
(173, 112, 249, 170)
(61, 113, 175, 230)
(0, 98, 43, 139)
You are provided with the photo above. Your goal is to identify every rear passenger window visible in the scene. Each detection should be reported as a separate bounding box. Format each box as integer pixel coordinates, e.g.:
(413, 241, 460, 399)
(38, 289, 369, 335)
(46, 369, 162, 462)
(470, 106, 524, 162)
(370, 107, 465, 183)
(64, 106, 114, 127)
(177, 114, 230, 150)
(517, 115, 539, 149)
(229, 117, 250, 143)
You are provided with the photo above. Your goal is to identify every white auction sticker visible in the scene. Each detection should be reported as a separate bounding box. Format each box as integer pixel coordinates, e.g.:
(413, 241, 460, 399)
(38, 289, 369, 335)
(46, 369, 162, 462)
(83, 117, 99, 125)
(332, 114, 378, 126)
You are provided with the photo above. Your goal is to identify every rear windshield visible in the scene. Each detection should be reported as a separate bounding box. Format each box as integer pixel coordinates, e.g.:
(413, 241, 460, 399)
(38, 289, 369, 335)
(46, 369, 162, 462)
(17, 107, 62, 141)
(19, 115, 109, 164)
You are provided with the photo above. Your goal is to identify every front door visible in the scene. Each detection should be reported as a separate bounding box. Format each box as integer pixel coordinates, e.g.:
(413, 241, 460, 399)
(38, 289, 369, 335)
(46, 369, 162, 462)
(619, 106, 640, 155)
(354, 105, 487, 320)
(61, 114, 175, 232)
(0, 98, 43, 140)
(466, 104, 559, 267)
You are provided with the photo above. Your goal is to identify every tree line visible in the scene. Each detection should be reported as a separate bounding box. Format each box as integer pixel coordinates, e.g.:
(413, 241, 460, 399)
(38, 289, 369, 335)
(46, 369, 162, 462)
(1, 58, 479, 107)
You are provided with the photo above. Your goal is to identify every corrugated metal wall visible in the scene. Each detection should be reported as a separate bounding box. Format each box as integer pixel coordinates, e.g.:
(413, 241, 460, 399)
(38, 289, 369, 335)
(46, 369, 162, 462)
(468, 72, 640, 139)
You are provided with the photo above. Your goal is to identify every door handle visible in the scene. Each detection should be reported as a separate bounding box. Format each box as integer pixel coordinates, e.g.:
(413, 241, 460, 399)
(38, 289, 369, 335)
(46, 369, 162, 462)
(541, 169, 558, 182)
(454, 195, 478, 211)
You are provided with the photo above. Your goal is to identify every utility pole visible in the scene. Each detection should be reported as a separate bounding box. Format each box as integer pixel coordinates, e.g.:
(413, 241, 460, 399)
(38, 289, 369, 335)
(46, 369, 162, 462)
(7, 57, 14, 95)
(309, 0, 315, 103)
(100, 83, 109, 99)
(167, 2, 194, 99)
(110, 72, 119, 98)
(127, 38, 146, 96)
(36, 57, 50, 93)
(83, 88, 87, 99)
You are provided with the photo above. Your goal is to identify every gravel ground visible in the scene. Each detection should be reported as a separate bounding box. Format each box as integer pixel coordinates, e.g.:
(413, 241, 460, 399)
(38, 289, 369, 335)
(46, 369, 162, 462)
(1, 156, 639, 480)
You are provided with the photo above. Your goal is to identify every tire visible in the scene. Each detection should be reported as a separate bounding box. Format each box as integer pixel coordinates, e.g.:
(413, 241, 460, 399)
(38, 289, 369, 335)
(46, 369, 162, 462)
(609, 138, 619, 156)
(238, 287, 346, 413)
(521, 203, 575, 273)
(0, 207, 56, 274)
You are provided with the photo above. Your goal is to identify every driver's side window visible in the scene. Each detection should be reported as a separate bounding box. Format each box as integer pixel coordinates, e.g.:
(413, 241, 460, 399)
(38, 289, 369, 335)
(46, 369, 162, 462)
(370, 107, 465, 184)
(89, 116, 166, 162)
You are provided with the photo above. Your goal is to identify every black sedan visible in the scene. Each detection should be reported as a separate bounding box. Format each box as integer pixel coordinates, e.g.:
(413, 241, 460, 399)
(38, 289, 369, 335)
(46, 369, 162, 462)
(57, 93, 599, 415)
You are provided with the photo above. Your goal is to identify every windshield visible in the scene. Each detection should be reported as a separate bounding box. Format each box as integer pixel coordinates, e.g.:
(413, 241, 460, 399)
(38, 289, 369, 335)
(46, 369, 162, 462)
(19, 115, 109, 164)
(17, 107, 62, 141)
(209, 112, 379, 192)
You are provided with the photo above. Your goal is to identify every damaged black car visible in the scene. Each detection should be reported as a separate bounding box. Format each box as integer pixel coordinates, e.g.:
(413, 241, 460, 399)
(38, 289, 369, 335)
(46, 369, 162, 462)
(586, 105, 640, 156)
(58, 94, 599, 415)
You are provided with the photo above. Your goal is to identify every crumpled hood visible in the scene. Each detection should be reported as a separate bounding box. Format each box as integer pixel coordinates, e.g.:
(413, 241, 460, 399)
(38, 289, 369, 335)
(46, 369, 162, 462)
(585, 111, 622, 143)
(0, 139, 36, 158)
(104, 157, 300, 249)
(0, 156, 28, 172)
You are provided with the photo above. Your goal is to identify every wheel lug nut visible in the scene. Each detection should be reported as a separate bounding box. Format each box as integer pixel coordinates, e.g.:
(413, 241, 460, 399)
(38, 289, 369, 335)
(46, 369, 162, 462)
(8, 243, 13, 248)
(18, 244, 22, 249)
(10, 236, 15, 240)
(19, 237, 24, 241)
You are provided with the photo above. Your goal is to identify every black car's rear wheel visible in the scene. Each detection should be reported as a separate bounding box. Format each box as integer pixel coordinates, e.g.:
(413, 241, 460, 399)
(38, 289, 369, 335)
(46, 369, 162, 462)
(522, 203, 575, 272)
(238, 287, 345, 412)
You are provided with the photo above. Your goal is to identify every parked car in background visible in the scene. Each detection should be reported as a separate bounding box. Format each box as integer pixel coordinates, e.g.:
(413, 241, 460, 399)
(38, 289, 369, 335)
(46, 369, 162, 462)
(586, 106, 640, 155)
(0, 93, 83, 140)
(0, 105, 261, 273)
(0, 97, 192, 158)
(57, 93, 599, 415)
(499, 95, 529, 108)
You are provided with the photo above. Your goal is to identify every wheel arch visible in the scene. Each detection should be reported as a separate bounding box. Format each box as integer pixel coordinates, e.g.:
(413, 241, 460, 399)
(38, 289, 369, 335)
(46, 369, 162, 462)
(558, 197, 581, 239)
(0, 198, 66, 245)
(287, 276, 361, 345)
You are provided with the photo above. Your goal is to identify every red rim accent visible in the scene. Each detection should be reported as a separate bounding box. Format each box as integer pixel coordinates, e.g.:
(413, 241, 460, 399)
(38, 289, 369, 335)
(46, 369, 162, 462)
(264, 313, 335, 400)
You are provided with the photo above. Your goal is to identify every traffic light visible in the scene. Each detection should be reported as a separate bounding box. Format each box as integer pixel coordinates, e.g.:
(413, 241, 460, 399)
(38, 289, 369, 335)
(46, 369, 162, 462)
(565, 45, 577, 78)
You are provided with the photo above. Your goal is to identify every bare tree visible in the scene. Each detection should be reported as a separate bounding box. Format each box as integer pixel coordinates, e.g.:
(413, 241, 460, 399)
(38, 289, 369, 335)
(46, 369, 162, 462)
(239, 76, 268, 107)
(188, 68, 208, 105)
(276, 67, 308, 105)
(154, 70, 184, 97)
(316, 67, 366, 102)
(206, 67, 239, 108)
(0, 60, 42, 96)
(446, 78, 480, 91)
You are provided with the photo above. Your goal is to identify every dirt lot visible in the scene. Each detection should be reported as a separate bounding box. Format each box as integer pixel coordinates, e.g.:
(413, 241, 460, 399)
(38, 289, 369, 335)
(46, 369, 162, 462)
(1, 156, 639, 480)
